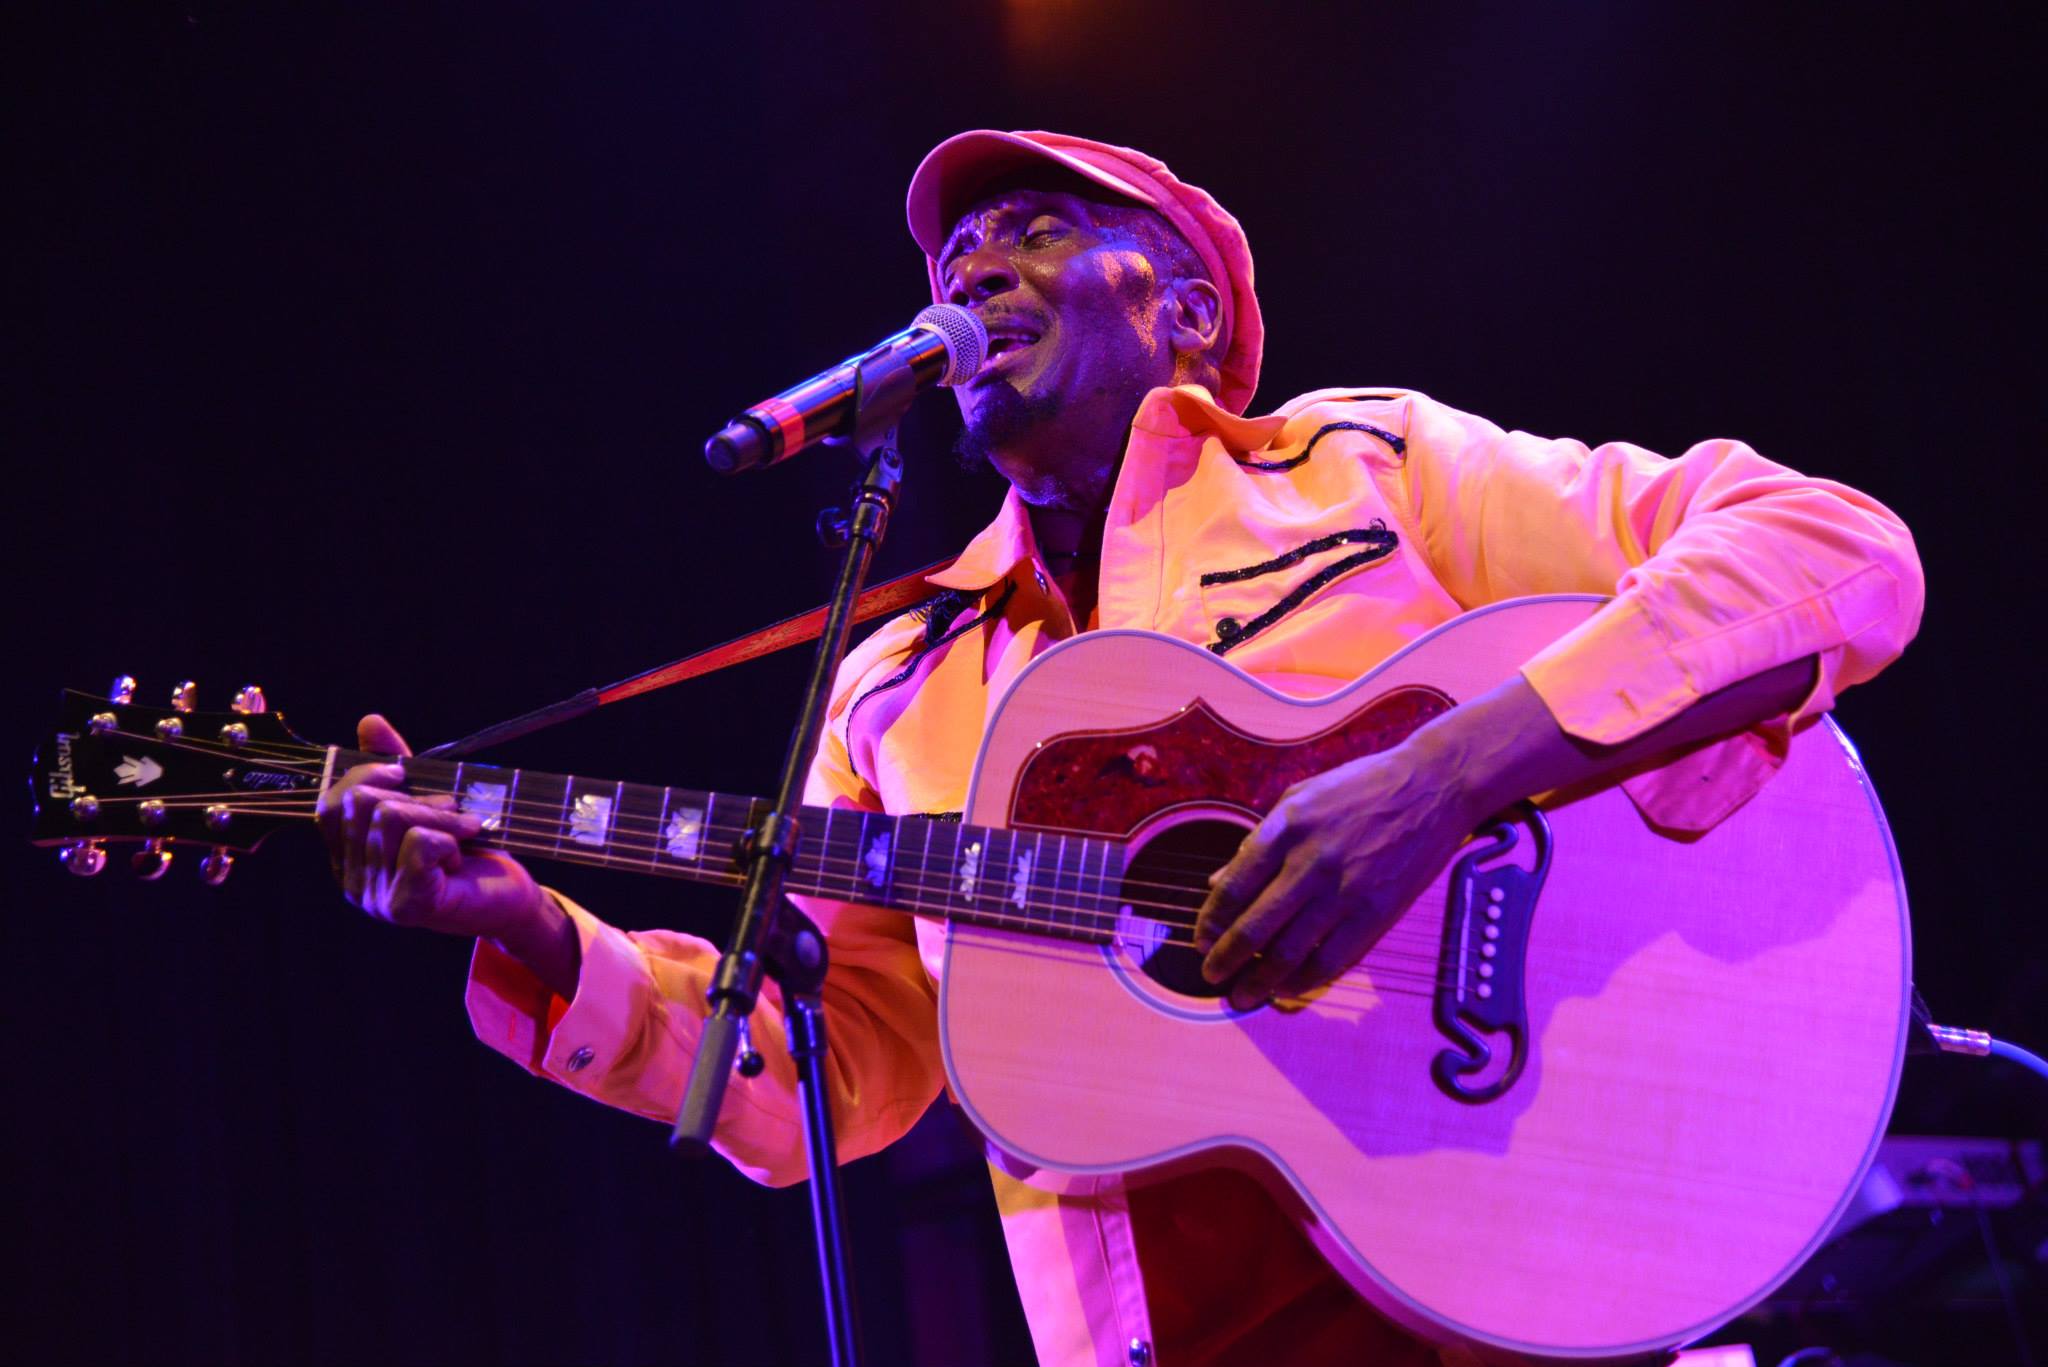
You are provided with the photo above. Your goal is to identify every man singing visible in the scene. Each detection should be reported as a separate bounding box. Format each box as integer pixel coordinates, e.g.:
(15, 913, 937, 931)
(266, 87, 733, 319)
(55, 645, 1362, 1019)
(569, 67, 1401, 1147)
(321, 131, 1922, 1364)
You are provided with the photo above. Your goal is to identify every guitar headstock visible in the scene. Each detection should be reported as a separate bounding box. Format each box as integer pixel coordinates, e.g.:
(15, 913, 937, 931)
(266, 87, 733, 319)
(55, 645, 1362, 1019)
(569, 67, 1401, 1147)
(29, 677, 330, 884)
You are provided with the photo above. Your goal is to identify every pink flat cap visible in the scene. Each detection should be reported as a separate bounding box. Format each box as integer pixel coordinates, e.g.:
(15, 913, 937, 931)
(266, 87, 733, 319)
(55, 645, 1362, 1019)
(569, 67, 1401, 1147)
(906, 129, 1264, 415)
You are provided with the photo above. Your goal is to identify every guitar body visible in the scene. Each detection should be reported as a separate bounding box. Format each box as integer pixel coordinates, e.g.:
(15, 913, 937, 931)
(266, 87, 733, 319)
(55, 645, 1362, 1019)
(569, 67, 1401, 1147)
(940, 597, 1910, 1362)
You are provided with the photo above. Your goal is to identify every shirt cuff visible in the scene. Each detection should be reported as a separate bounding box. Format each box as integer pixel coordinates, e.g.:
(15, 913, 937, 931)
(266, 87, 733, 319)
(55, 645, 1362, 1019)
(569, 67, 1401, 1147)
(1519, 596, 1697, 746)
(1521, 602, 1843, 833)
(465, 891, 685, 1088)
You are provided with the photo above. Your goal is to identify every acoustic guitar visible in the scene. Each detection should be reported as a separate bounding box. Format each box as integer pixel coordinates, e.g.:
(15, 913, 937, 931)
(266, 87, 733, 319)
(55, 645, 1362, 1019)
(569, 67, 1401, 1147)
(30, 595, 1910, 1363)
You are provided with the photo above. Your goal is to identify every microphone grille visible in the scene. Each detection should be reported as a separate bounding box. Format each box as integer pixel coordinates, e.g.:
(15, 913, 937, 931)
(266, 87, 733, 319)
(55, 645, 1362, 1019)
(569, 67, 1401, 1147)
(911, 304, 987, 386)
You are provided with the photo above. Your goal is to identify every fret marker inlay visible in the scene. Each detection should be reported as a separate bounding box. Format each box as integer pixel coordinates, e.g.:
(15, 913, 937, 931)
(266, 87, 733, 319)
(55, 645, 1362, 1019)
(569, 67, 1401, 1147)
(863, 831, 891, 891)
(663, 807, 705, 861)
(461, 781, 508, 833)
(569, 793, 614, 847)
(1011, 849, 1033, 911)
(959, 840, 982, 898)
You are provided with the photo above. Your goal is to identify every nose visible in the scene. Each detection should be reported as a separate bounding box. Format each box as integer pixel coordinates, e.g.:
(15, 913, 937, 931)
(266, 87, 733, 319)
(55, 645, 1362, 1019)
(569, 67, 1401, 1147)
(945, 243, 1020, 308)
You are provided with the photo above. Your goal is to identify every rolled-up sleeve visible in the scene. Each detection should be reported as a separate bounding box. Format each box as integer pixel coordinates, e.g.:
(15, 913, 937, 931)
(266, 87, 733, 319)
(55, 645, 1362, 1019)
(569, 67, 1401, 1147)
(1394, 393, 1923, 827)
(464, 634, 947, 1186)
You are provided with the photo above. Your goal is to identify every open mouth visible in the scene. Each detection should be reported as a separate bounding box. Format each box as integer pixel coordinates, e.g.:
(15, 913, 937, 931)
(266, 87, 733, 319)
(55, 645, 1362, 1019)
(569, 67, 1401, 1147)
(978, 324, 1042, 374)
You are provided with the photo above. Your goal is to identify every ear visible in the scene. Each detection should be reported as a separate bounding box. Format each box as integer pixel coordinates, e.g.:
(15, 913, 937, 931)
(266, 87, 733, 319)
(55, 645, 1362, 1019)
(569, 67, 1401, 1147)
(1167, 277, 1226, 363)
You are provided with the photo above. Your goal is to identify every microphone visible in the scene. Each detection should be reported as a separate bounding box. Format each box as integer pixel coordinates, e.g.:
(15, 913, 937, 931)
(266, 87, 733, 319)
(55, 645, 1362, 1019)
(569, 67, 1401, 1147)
(704, 305, 987, 474)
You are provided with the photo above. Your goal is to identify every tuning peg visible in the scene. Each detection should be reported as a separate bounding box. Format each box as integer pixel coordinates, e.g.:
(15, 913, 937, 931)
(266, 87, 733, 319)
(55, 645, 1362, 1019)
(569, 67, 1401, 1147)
(199, 848, 234, 886)
(170, 681, 198, 714)
(231, 685, 267, 715)
(111, 675, 138, 704)
(69, 794, 100, 825)
(60, 840, 107, 877)
(131, 838, 173, 880)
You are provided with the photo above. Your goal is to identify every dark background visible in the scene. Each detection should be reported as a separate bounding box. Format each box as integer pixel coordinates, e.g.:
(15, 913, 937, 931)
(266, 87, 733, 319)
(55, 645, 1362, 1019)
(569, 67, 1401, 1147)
(10, 3, 2044, 1364)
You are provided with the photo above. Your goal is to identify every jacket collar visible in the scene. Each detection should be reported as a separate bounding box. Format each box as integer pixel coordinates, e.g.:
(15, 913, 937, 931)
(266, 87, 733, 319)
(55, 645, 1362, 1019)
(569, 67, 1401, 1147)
(924, 384, 1292, 592)
(926, 485, 1037, 590)
(1131, 382, 1289, 451)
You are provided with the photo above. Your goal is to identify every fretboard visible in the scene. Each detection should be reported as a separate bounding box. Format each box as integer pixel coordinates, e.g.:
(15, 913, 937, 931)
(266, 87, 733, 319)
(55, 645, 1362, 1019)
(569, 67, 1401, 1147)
(379, 752, 1128, 944)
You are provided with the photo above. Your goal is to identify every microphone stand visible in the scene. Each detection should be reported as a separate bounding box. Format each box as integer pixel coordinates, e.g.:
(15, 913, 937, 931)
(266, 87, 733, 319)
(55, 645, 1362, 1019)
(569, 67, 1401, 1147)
(672, 344, 931, 1367)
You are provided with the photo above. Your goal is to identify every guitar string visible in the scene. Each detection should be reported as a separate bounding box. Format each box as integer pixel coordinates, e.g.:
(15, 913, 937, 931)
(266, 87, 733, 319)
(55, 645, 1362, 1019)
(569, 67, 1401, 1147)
(67, 734, 1470, 959)
(441, 811, 1460, 1003)
(75, 731, 1493, 905)
(131, 791, 1449, 940)
(97, 777, 1467, 943)
(81, 729, 328, 772)
(473, 822, 1460, 994)
(80, 787, 1458, 962)
(91, 778, 1457, 943)
(102, 797, 1463, 984)
(63, 741, 1516, 994)
(440, 810, 1458, 973)
(358, 814, 1464, 999)
(77, 728, 1442, 889)
(78, 746, 1299, 888)
(72, 780, 1459, 965)
(65, 804, 1472, 995)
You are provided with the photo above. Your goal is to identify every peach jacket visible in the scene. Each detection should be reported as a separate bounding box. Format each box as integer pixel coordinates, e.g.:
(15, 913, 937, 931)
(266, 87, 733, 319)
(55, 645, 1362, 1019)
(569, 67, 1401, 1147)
(466, 385, 1922, 1366)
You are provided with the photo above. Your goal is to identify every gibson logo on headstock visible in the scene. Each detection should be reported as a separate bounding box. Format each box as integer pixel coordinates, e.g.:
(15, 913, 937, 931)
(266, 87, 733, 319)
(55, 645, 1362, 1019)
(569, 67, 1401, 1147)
(47, 733, 80, 800)
(222, 767, 313, 792)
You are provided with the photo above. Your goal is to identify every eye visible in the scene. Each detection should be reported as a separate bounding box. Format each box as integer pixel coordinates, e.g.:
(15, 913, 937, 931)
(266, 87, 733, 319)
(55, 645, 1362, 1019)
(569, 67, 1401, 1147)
(1021, 215, 1066, 246)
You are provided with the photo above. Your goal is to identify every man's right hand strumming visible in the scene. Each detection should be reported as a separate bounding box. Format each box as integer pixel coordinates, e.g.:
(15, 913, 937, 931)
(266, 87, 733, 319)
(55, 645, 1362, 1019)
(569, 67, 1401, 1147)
(317, 714, 582, 997)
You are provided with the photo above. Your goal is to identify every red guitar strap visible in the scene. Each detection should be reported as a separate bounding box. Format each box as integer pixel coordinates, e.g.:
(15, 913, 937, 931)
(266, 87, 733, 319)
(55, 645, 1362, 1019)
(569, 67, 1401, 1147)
(594, 556, 959, 706)
(421, 556, 962, 760)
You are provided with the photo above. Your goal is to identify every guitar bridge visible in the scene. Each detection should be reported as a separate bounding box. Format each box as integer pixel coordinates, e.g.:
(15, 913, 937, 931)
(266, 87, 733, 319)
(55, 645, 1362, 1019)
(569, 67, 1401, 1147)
(1431, 806, 1550, 1104)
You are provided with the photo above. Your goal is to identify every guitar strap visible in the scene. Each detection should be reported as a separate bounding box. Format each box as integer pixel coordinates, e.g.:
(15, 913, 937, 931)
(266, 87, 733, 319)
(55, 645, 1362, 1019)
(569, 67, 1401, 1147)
(421, 556, 958, 759)
(596, 555, 959, 704)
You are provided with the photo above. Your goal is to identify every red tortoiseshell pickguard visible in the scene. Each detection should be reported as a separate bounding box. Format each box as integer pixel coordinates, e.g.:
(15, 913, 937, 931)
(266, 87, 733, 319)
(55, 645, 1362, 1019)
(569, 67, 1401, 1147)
(1009, 684, 1456, 838)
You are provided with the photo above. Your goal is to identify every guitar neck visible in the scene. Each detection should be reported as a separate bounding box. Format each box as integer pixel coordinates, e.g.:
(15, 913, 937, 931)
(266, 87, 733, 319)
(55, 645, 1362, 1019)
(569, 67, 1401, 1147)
(385, 753, 1126, 944)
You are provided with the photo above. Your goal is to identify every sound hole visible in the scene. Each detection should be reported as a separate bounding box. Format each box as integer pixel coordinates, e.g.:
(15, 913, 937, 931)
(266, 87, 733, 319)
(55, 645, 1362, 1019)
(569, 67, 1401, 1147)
(1118, 817, 1248, 999)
